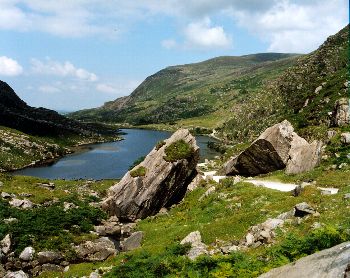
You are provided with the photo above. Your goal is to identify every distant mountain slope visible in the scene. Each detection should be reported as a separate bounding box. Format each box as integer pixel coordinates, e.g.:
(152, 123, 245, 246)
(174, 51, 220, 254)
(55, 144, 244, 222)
(70, 53, 299, 125)
(220, 25, 349, 143)
(0, 81, 109, 137)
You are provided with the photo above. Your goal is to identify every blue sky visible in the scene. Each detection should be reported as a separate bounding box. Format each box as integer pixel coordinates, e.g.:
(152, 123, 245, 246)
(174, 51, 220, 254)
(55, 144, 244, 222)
(0, 0, 348, 111)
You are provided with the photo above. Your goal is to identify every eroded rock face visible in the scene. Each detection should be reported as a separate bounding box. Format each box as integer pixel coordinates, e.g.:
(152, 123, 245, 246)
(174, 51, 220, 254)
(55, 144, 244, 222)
(102, 129, 199, 221)
(331, 98, 349, 127)
(258, 241, 350, 278)
(225, 120, 321, 176)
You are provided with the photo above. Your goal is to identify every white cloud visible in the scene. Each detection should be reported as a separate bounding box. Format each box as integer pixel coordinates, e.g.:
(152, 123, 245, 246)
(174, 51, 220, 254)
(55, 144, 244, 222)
(183, 18, 232, 49)
(231, 0, 348, 53)
(31, 58, 98, 81)
(0, 56, 23, 76)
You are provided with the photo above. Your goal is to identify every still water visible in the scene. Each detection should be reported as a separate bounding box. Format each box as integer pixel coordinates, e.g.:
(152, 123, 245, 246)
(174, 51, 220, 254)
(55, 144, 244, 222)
(14, 129, 219, 180)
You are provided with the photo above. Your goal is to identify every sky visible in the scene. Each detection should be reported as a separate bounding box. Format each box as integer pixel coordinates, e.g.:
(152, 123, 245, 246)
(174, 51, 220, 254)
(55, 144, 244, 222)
(0, 0, 348, 112)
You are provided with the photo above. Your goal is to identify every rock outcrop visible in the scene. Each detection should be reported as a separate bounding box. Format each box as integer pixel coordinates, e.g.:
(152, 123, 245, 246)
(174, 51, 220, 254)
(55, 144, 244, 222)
(331, 98, 349, 127)
(224, 120, 322, 176)
(102, 129, 199, 221)
(258, 241, 350, 278)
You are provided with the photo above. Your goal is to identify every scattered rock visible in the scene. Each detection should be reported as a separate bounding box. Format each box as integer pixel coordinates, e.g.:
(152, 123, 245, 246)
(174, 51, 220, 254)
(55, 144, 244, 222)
(9, 198, 33, 209)
(1, 192, 12, 199)
(327, 130, 337, 140)
(180, 231, 208, 260)
(331, 98, 349, 127)
(314, 85, 322, 94)
(37, 251, 63, 265)
(19, 247, 35, 261)
(121, 231, 144, 252)
(41, 264, 63, 273)
(37, 183, 55, 190)
(341, 133, 350, 144)
(102, 129, 199, 221)
(199, 186, 215, 201)
(344, 193, 350, 200)
(1, 234, 11, 254)
(74, 237, 117, 262)
(187, 173, 204, 192)
(294, 202, 317, 217)
(224, 120, 321, 176)
(258, 241, 350, 278)
(94, 220, 121, 237)
(4, 270, 29, 278)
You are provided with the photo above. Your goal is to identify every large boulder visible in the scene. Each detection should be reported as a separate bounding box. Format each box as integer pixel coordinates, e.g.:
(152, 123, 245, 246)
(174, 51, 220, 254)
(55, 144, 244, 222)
(331, 98, 349, 127)
(258, 241, 350, 278)
(224, 120, 322, 176)
(102, 129, 199, 221)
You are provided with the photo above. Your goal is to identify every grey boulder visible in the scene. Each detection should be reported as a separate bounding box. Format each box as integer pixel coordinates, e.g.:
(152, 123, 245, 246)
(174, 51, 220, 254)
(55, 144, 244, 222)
(259, 241, 350, 278)
(331, 98, 349, 127)
(74, 237, 117, 262)
(102, 129, 199, 221)
(225, 120, 321, 176)
(120, 231, 144, 251)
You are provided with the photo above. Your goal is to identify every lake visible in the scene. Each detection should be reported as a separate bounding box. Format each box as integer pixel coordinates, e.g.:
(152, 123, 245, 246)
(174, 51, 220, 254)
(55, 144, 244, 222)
(14, 129, 220, 180)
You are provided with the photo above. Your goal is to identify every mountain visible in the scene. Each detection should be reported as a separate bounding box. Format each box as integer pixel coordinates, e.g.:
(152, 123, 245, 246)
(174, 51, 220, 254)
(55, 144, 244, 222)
(0, 81, 111, 137)
(71, 25, 348, 146)
(70, 53, 299, 125)
(220, 25, 349, 143)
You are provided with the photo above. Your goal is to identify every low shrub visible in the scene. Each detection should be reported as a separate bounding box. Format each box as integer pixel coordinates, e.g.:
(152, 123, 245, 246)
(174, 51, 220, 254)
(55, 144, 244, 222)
(164, 140, 194, 162)
(130, 166, 147, 178)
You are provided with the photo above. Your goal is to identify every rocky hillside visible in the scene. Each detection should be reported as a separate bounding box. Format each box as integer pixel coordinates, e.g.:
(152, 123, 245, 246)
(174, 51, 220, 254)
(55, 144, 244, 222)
(0, 81, 122, 171)
(0, 81, 113, 137)
(220, 25, 349, 143)
(70, 53, 298, 125)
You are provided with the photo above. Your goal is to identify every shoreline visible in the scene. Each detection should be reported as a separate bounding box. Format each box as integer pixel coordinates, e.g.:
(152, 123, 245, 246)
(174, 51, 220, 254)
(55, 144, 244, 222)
(5, 136, 124, 174)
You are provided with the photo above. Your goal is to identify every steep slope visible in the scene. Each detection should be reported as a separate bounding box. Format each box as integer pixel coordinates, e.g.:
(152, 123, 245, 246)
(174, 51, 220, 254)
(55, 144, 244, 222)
(70, 53, 299, 125)
(220, 25, 349, 143)
(0, 81, 119, 171)
(0, 81, 110, 137)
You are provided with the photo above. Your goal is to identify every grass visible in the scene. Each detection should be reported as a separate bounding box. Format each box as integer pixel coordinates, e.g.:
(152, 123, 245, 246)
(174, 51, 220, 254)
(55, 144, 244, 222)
(130, 166, 147, 178)
(100, 166, 350, 277)
(164, 140, 195, 162)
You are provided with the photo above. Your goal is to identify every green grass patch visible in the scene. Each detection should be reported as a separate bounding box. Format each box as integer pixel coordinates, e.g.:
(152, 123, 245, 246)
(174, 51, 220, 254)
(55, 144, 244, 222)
(164, 140, 194, 162)
(130, 166, 147, 178)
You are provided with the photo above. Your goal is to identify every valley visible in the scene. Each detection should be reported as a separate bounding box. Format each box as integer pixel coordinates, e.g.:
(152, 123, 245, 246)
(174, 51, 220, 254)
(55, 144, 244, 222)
(0, 23, 349, 278)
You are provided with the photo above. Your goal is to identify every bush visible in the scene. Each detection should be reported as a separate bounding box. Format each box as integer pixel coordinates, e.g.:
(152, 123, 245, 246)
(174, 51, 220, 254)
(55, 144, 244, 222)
(130, 166, 147, 178)
(164, 140, 194, 162)
(0, 200, 106, 254)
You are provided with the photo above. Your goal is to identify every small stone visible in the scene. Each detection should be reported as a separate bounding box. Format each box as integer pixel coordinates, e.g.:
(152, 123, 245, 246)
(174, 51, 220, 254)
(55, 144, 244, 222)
(4, 270, 29, 278)
(19, 247, 35, 261)
(180, 231, 202, 247)
(344, 193, 350, 199)
(294, 202, 317, 217)
(1, 234, 11, 254)
(121, 231, 144, 252)
(314, 86, 322, 94)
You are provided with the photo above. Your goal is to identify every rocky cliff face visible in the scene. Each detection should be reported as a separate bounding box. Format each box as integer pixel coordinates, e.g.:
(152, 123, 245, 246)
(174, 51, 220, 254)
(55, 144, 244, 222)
(0, 81, 109, 137)
(102, 129, 199, 221)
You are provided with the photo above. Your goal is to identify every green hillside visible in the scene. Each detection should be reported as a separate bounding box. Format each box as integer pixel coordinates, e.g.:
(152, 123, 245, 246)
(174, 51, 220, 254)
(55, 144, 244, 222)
(70, 53, 299, 126)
